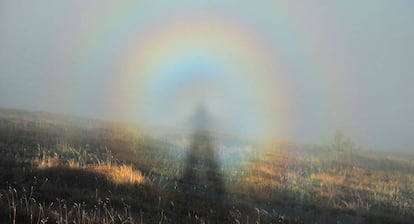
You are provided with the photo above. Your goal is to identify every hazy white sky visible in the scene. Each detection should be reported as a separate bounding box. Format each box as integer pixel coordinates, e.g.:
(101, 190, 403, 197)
(0, 1, 413, 151)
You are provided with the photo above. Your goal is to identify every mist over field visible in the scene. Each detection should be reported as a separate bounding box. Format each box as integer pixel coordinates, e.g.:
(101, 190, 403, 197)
(1, 1, 414, 151)
(1, 2, 414, 223)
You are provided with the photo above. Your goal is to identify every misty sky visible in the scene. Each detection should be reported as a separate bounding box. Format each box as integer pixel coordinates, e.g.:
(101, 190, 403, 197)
(0, 1, 413, 151)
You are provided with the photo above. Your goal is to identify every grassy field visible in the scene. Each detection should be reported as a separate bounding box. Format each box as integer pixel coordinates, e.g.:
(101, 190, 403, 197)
(0, 108, 413, 223)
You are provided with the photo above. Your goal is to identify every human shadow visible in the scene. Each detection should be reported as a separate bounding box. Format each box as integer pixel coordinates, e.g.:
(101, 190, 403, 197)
(180, 105, 224, 198)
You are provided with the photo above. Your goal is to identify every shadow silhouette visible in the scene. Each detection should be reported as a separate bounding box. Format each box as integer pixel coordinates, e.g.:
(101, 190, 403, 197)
(180, 105, 224, 197)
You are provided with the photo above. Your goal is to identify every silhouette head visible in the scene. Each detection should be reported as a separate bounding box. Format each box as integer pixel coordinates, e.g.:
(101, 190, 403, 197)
(193, 103, 210, 131)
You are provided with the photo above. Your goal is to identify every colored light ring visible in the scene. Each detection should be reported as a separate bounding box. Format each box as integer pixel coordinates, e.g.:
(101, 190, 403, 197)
(60, 1, 354, 142)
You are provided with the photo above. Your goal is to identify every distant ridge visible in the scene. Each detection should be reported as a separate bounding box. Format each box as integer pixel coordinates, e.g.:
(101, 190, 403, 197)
(0, 107, 131, 130)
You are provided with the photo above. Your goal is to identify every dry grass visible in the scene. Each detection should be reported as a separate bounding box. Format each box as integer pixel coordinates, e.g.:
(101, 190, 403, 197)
(12, 118, 414, 222)
(33, 148, 146, 186)
(89, 164, 145, 185)
(311, 172, 345, 186)
(221, 145, 414, 218)
(35, 151, 60, 169)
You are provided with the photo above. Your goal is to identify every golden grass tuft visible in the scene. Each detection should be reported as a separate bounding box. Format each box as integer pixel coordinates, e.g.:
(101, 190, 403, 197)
(257, 165, 280, 177)
(311, 172, 345, 186)
(89, 164, 145, 185)
(35, 152, 60, 169)
(33, 149, 145, 185)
